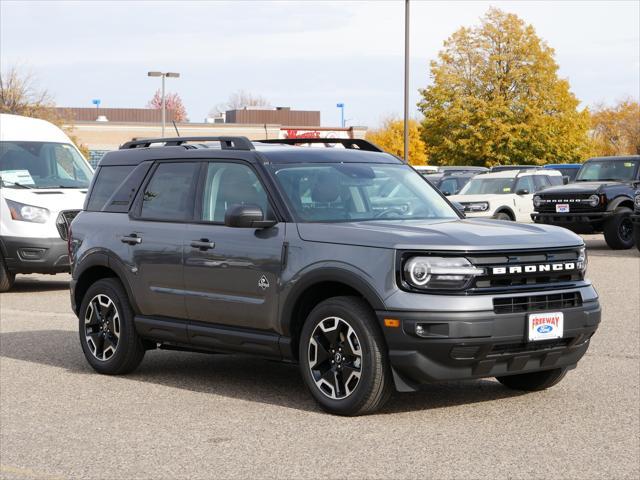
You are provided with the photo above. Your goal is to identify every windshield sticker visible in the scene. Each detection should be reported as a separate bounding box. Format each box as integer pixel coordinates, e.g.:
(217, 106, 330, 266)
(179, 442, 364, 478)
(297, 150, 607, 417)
(0, 169, 35, 186)
(624, 163, 634, 167)
(503, 187, 511, 192)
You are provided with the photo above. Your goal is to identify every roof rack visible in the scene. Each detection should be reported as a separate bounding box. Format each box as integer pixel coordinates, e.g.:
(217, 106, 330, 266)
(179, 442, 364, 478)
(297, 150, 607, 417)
(257, 138, 384, 152)
(120, 136, 255, 150)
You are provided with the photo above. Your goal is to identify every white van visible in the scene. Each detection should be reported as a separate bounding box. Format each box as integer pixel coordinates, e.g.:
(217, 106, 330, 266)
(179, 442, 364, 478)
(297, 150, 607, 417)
(0, 114, 93, 291)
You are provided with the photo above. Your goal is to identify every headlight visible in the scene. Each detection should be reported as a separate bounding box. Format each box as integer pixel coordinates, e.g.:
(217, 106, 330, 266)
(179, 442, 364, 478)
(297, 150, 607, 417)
(5, 199, 50, 223)
(533, 195, 542, 208)
(634, 194, 640, 208)
(587, 194, 600, 208)
(403, 256, 485, 290)
(577, 247, 588, 273)
(464, 202, 489, 212)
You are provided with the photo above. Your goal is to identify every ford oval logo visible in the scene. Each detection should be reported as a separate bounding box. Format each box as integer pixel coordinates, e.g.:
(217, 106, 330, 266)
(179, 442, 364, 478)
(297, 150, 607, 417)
(537, 325, 553, 334)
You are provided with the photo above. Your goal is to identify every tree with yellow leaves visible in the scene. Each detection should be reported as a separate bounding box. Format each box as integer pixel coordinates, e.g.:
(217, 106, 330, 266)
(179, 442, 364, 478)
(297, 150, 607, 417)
(590, 99, 639, 156)
(418, 8, 591, 167)
(366, 118, 427, 165)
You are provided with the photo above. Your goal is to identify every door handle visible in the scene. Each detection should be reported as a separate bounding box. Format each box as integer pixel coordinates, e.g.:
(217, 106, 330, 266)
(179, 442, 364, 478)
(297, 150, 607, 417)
(120, 234, 142, 245)
(190, 239, 215, 250)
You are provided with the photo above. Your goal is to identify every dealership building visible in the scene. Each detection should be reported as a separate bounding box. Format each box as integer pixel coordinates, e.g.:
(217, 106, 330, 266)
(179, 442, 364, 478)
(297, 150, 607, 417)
(57, 107, 367, 168)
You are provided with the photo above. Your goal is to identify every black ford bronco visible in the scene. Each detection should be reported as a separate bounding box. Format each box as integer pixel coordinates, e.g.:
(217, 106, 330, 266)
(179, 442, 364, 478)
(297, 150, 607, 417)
(632, 182, 640, 251)
(531, 156, 640, 249)
(69, 137, 600, 415)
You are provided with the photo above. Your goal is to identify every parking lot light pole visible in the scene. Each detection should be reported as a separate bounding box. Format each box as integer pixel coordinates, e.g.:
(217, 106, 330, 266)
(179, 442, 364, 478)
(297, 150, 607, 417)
(336, 103, 345, 128)
(404, 0, 410, 162)
(147, 71, 180, 136)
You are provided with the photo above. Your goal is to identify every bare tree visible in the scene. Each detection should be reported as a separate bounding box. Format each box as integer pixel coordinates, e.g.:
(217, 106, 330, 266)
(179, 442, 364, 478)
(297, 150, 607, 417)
(209, 90, 270, 115)
(0, 66, 55, 118)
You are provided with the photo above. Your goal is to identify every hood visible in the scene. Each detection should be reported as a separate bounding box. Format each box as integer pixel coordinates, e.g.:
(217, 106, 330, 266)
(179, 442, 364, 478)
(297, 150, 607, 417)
(449, 193, 512, 204)
(538, 181, 623, 196)
(296, 218, 583, 251)
(1, 187, 87, 213)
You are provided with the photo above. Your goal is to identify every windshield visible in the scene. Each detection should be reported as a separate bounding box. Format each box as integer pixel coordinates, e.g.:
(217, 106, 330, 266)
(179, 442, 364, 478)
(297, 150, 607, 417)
(0, 141, 93, 189)
(459, 176, 515, 195)
(575, 160, 638, 182)
(269, 163, 458, 222)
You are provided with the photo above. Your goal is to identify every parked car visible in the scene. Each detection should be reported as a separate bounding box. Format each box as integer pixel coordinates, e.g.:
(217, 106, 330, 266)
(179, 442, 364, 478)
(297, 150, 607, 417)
(0, 114, 94, 291)
(69, 136, 599, 416)
(630, 183, 640, 252)
(490, 165, 539, 172)
(532, 156, 640, 249)
(543, 164, 581, 183)
(449, 169, 563, 222)
(423, 171, 481, 196)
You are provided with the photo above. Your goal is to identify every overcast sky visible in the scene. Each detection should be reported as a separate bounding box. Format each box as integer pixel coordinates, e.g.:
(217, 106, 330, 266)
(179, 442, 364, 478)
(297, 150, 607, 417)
(1, 0, 638, 128)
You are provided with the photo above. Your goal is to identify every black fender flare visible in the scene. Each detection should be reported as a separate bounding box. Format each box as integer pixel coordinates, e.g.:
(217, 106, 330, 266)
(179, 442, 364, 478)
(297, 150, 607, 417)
(607, 195, 634, 212)
(279, 266, 385, 337)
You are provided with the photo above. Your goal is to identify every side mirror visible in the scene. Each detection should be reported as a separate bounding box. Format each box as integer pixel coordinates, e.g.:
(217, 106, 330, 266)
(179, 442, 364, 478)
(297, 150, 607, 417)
(224, 204, 276, 229)
(563, 176, 570, 185)
(442, 190, 452, 196)
(452, 202, 466, 217)
(516, 188, 530, 195)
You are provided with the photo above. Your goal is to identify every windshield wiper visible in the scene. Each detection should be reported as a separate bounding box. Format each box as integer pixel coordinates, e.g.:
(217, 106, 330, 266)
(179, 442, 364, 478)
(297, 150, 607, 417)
(0, 180, 33, 189)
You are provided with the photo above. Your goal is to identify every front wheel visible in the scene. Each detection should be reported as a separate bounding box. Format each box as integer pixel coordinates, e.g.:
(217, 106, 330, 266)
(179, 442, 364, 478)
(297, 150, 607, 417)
(494, 212, 513, 221)
(78, 278, 145, 375)
(0, 255, 16, 292)
(603, 207, 634, 249)
(299, 296, 393, 416)
(496, 368, 567, 391)
(633, 221, 640, 252)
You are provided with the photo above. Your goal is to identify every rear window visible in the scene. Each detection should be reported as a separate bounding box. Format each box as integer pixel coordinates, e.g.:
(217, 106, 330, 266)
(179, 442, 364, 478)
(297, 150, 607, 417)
(86, 166, 134, 211)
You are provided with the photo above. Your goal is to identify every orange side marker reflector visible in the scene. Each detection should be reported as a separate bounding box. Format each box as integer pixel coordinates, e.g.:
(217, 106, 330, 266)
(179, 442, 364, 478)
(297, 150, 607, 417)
(384, 318, 400, 328)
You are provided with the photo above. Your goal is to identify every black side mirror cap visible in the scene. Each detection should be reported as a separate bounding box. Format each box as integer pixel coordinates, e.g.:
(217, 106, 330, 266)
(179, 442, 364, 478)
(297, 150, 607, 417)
(224, 204, 276, 228)
(516, 188, 530, 195)
(563, 176, 570, 185)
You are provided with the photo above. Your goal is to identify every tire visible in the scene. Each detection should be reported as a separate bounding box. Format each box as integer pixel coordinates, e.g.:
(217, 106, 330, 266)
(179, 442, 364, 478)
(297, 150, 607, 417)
(603, 207, 634, 250)
(0, 255, 16, 293)
(494, 212, 513, 221)
(633, 222, 640, 253)
(496, 368, 567, 391)
(78, 278, 145, 375)
(298, 296, 393, 416)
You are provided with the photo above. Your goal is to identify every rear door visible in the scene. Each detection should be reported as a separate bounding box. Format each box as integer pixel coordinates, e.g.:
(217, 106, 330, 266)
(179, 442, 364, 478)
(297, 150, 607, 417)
(514, 175, 536, 221)
(126, 161, 199, 319)
(183, 160, 285, 331)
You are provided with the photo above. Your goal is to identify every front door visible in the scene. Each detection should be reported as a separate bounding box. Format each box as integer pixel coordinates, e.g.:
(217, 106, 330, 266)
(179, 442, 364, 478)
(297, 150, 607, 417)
(183, 161, 284, 331)
(514, 175, 535, 221)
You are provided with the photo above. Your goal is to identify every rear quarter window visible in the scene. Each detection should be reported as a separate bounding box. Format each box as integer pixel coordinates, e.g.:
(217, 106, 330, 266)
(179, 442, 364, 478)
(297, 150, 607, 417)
(86, 165, 134, 211)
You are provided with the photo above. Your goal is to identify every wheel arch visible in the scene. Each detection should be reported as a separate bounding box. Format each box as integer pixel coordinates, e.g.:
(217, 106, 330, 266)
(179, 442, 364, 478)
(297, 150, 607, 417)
(280, 268, 385, 360)
(607, 195, 634, 212)
(494, 206, 516, 220)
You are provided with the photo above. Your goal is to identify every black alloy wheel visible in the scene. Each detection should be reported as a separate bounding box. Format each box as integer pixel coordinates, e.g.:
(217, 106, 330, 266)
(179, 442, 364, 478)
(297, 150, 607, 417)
(84, 293, 121, 361)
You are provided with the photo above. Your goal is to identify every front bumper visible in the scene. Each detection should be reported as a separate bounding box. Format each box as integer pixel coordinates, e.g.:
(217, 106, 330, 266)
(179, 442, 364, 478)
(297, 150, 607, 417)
(377, 298, 600, 390)
(0, 236, 70, 274)
(532, 211, 612, 226)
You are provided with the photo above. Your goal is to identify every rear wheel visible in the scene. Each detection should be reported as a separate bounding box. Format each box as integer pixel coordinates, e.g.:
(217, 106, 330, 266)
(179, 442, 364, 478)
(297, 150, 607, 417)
(603, 207, 634, 249)
(0, 255, 16, 292)
(633, 220, 640, 252)
(78, 278, 145, 375)
(299, 296, 393, 416)
(496, 368, 567, 391)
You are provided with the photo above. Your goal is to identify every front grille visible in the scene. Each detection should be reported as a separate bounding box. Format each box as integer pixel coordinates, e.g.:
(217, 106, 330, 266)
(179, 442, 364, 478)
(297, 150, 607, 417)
(468, 248, 583, 292)
(489, 338, 573, 356)
(536, 194, 602, 213)
(56, 210, 80, 241)
(493, 291, 582, 314)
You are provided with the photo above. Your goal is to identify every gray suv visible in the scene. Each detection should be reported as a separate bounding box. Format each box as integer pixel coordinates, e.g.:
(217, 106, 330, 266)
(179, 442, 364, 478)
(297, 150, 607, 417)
(69, 137, 601, 415)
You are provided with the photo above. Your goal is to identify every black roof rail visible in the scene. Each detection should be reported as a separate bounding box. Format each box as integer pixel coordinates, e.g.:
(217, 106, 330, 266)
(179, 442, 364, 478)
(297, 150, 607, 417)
(256, 138, 384, 153)
(120, 136, 255, 150)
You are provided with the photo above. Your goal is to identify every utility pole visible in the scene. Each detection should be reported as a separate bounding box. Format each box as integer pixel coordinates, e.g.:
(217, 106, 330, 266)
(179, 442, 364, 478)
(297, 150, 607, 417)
(404, 0, 410, 163)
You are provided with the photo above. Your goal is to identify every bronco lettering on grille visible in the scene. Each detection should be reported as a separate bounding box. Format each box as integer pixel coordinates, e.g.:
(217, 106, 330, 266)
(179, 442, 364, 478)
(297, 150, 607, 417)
(491, 263, 577, 275)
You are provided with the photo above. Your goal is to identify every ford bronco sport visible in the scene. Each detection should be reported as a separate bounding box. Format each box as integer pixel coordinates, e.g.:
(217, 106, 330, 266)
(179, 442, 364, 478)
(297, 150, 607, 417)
(69, 137, 601, 415)
(532, 156, 640, 249)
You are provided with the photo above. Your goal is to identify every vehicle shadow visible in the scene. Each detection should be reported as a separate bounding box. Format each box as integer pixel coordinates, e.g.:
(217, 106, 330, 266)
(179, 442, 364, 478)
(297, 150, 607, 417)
(9, 275, 70, 292)
(0, 329, 525, 415)
(582, 237, 640, 258)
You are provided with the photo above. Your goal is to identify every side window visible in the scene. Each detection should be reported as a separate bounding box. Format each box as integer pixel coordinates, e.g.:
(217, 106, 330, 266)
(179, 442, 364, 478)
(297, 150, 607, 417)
(533, 175, 551, 192)
(439, 178, 458, 195)
(515, 176, 535, 193)
(201, 162, 270, 223)
(140, 162, 198, 221)
(87, 165, 134, 211)
(548, 175, 564, 186)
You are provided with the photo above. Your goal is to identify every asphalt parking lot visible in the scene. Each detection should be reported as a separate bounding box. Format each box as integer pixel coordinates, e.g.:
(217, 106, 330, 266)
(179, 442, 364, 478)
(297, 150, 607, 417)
(0, 234, 638, 480)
